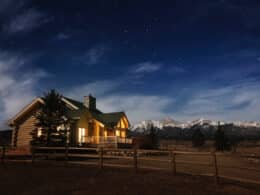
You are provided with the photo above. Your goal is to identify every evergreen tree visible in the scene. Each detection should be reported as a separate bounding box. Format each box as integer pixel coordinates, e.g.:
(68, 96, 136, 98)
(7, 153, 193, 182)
(31, 89, 70, 146)
(149, 124, 158, 149)
(192, 128, 205, 147)
(141, 124, 159, 149)
(214, 123, 230, 151)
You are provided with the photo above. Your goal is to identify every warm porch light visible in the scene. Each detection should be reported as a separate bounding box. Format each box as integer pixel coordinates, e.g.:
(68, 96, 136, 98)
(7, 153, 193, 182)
(116, 130, 120, 137)
(121, 131, 126, 138)
(57, 124, 65, 131)
(117, 117, 128, 128)
(78, 128, 86, 144)
(120, 119, 126, 128)
(37, 128, 42, 137)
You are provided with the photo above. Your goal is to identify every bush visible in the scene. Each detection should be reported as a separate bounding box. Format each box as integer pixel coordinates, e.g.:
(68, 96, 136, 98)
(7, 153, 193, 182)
(133, 124, 159, 149)
(214, 125, 231, 151)
(192, 128, 205, 147)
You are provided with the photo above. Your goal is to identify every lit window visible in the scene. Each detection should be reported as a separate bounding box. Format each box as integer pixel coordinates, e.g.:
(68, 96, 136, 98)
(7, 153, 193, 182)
(104, 130, 107, 137)
(37, 128, 42, 137)
(116, 130, 120, 137)
(121, 131, 126, 138)
(121, 119, 125, 128)
(117, 118, 126, 128)
(57, 124, 65, 131)
(78, 128, 86, 144)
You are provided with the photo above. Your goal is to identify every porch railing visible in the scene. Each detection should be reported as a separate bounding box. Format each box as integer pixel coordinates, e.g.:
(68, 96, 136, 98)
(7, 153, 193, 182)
(84, 136, 132, 145)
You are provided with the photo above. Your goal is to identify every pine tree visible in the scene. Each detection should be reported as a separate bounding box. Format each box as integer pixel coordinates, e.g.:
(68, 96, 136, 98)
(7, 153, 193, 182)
(148, 124, 158, 149)
(214, 122, 230, 151)
(192, 128, 205, 147)
(31, 89, 70, 146)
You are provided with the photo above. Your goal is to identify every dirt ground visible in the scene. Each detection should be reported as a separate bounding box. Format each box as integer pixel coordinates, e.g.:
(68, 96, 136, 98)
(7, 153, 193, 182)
(0, 162, 260, 195)
(82, 151, 260, 183)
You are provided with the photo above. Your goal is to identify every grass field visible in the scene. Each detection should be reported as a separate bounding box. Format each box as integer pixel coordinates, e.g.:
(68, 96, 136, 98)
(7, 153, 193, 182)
(2, 144, 260, 194)
(1, 162, 260, 195)
(5, 145, 260, 184)
(76, 151, 260, 184)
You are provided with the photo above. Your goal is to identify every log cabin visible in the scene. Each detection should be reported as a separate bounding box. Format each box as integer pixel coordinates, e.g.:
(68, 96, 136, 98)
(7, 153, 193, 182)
(8, 95, 131, 149)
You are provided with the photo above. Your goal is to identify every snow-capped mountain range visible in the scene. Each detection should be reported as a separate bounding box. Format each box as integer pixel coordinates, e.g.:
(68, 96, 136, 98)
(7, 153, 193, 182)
(131, 117, 260, 131)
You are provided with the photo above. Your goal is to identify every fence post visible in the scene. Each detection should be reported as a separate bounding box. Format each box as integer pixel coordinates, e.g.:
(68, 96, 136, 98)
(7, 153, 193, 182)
(133, 148, 138, 173)
(99, 147, 103, 169)
(171, 150, 176, 175)
(65, 145, 69, 162)
(1, 146, 6, 164)
(212, 151, 219, 185)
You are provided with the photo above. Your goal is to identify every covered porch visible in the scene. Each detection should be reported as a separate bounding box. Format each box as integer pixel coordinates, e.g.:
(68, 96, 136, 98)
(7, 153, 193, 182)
(85, 136, 132, 146)
(76, 115, 132, 147)
(77, 128, 132, 147)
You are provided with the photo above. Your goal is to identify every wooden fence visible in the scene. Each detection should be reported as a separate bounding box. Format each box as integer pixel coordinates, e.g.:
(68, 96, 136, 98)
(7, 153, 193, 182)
(1, 146, 260, 185)
(1, 146, 6, 164)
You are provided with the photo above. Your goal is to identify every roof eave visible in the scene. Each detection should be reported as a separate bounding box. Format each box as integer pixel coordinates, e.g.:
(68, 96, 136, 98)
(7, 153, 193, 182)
(9, 97, 44, 125)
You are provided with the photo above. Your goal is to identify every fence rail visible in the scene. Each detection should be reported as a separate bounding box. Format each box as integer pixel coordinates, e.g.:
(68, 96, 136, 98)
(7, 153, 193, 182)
(1, 146, 6, 164)
(84, 136, 132, 146)
(2, 146, 260, 186)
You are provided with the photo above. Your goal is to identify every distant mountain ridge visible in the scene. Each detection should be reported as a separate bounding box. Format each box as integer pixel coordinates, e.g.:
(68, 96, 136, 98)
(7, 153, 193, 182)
(130, 118, 260, 140)
(131, 117, 260, 131)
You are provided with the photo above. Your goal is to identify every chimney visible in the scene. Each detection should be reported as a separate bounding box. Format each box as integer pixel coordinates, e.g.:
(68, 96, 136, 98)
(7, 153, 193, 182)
(84, 95, 96, 110)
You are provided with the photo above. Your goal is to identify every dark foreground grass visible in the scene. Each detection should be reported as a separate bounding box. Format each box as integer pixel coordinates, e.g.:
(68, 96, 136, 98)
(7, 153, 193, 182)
(0, 162, 259, 195)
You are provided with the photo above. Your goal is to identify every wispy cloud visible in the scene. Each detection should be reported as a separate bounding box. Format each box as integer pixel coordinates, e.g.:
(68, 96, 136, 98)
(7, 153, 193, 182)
(81, 45, 107, 65)
(0, 0, 24, 15)
(56, 33, 70, 40)
(132, 62, 162, 73)
(3, 8, 49, 34)
(65, 79, 174, 124)
(65, 80, 120, 99)
(64, 75, 260, 124)
(168, 65, 186, 74)
(0, 51, 48, 127)
(98, 95, 173, 124)
(177, 80, 260, 121)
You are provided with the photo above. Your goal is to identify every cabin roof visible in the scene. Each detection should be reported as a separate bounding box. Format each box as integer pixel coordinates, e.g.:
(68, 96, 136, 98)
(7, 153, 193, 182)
(9, 95, 129, 128)
(63, 97, 128, 127)
(63, 97, 102, 113)
(93, 112, 126, 128)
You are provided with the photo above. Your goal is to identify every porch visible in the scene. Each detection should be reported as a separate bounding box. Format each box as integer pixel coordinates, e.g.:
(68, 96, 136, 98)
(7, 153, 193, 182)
(82, 136, 132, 147)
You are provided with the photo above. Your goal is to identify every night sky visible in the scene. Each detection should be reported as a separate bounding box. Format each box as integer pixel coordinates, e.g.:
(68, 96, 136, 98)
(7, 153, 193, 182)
(1, 0, 260, 127)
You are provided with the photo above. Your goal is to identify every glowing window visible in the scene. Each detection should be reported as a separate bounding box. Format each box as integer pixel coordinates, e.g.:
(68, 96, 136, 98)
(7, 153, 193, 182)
(57, 125, 65, 131)
(123, 117, 129, 128)
(104, 130, 107, 137)
(78, 128, 86, 144)
(116, 130, 120, 137)
(117, 118, 127, 128)
(121, 119, 126, 128)
(121, 131, 126, 138)
(37, 128, 42, 137)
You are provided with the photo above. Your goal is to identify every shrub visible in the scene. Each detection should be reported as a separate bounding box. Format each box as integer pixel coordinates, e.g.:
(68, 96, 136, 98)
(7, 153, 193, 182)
(192, 128, 205, 147)
(214, 125, 231, 151)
